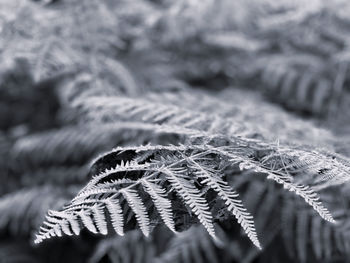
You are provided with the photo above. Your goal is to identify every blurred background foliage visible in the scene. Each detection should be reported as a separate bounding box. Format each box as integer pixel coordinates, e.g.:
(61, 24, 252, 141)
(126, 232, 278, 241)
(0, 0, 350, 262)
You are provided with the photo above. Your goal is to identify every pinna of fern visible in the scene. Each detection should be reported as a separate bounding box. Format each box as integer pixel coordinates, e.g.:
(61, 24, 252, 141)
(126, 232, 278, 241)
(34, 141, 341, 250)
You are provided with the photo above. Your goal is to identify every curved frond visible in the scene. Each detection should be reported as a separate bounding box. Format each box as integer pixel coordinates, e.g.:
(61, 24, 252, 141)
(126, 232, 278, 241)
(34, 142, 342, 250)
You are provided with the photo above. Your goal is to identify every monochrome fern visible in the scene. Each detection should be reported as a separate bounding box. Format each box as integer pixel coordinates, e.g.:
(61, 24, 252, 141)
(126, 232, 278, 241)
(2, 0, 350, 262)
(35, 141, 341, 249)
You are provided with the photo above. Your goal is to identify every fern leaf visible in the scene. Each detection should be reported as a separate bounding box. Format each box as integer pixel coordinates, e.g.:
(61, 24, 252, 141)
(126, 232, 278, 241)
(73, 188, 119, 204)
(267, 172, 335, 223)
(208, 145, 336, 223)
(120, 189, 150, 237)
(67, 214, 81, 236)
(34, 142, 343, 249)
(160, 166, 216, 239)
(188, 158, 261, 249)
(92, 204, 108, 235)
(77, 210, 98, 234)
(36, 209, 82, 243)
(140, 178, 176, 233)
(79, 161, 150, 195)
(105, 198, 124, 236)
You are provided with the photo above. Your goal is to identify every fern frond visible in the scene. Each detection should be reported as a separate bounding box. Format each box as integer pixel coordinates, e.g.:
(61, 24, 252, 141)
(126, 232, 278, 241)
(160, 166, 216, 240)
(35, 142, 341, 249)
(3, 1, 350, 262)
(140, 178, 176, 233)
(204, 145, 336, 223)
(285, 148, 350, 189)
(77, 209, 98, 234)
(72, 94, 246, 141)
(34, 153, 213, 243)
(105, 198, 124, 236)
(120, 188, 150, 237)
(188, 157, 261, 249)
(79, 161, 151, 194)
(91, 204, 108, 235)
